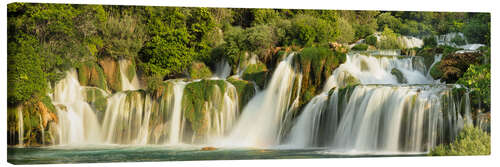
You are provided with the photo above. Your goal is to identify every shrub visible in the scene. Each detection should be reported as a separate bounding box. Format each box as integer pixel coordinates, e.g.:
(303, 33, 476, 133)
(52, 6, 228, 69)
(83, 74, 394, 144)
(335, 18, 355, 43)
(139, 30, 195, 77)
(457, 64, 490, 111)
(377, 12, 402, 32)
(189, 62, 213, 79)
(451, 35, 466, 46)
(289, 15, 337, 46)
(430, 125, 490, 156)
(423, 36, 437, 48)
(365, 35, 378, 46)
(101, 15, 146, 60)
(352, 43, 369, 51)
(376, 27, 404, 49)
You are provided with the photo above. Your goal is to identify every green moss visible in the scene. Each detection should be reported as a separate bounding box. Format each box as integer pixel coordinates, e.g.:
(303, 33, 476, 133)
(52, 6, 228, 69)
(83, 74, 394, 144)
(391, 68, 408, 84)
(242, 63, 268, 88)
(430, 61, 443, 80)
(77, 61, 108, 91)
(126, 60, 136, 82)
(84, 87, 108, 112)
(352, 43, 369, 51)
(182, 80, 228, 136)
(189, 61, 213, 79)
(227, 77, 256, 110)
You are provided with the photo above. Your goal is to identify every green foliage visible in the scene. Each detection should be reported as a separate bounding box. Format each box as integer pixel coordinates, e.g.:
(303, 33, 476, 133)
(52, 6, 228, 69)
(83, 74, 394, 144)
(423, 36, 437, 48)
(377, 27, 404, 49)
(289, 15, 337, 46)
(430, 61, 443, 80)
(451, 35, 466, 46)
(227, 77, 256, 110)
(457, 64, 490, 111)
(365, 35, 377, 46)
(430, 125, 490, 156)
(463, 13, 490, 44)
(7, 34, 47, 105)
(377, 12, 402, 32)
(101, 14, 145, 60)
(335, 18, 355, 43)
(242, 63, 269, 88)
(189, 62, 213, 79)
(352, 43, 369, 51)
(139, 32, 195, 77)
(252, 9, 280, 26)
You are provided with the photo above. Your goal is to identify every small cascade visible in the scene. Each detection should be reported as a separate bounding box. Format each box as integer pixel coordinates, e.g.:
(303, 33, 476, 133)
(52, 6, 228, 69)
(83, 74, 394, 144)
(224, 53, 301, 147)
(436, 32, 485, 51)
(119, 60, 141, 91)
(52, 70, 103, 145)
(214, 60, 231, 79)
(167, 82, 187, 144)
(400, 36, 424, 48)
(17, 107, 24, 146)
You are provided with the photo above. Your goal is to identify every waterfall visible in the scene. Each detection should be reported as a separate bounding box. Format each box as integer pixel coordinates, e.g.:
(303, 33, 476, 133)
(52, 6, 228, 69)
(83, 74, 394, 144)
(288, 52, 471, 153)
(119, 60, 141, 91)
(167, 82, 187, 144)
(17, 106, 24, 146)
(400, 36, 423, 48)
(52, 69, 103, 145)
(214, 60, 231, 79)
(224, 53, 301, 147)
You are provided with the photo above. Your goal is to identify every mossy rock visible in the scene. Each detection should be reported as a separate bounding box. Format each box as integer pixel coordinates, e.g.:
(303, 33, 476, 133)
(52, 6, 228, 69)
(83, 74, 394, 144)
(99, 57, 122, 92)
(227, 77, 256, 111)
(76, 61, 108, 91)
(242, 63, 268, 88)
(125, 59, 137, 82)
(189, 61, 213, 79)
(8, 95, 58, 146)
(182, 80, 228, 138)
(83, 87, 108, 112)
(430, 61, 443, 80)
(391, 68, 408, 84)
(337, 71, 360, 89)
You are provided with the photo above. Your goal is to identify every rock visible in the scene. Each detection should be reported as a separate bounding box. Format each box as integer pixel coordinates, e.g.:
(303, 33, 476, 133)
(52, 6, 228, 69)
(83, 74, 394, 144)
(99, 57, 122, 92)
(227, 77, 256, 111)
(242, 63, 268, 88)
(391, 68, 408, 84)
(189, 61, 212, 79)
(77, 61, 108, 91)
(439, 52, 481, 83)
(201, 146, 217, 151)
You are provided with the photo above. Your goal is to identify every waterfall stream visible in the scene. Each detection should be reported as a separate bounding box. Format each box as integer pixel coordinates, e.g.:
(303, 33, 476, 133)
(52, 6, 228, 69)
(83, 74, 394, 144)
(43, 50, 472, 154)
(287, 52, 472, 153)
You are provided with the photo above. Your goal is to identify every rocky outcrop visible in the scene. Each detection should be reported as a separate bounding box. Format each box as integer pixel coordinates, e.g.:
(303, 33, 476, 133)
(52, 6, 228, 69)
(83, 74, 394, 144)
(227, 76, 256, 110)
(98, 57, 122, 92)
(242, 63, 268, 88)
(439, 52, 482, 83)
(77, 61, 108, 91)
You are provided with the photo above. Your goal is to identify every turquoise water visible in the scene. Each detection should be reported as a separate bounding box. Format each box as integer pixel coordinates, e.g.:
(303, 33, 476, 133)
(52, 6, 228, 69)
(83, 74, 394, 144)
(8, 146, 424, 164)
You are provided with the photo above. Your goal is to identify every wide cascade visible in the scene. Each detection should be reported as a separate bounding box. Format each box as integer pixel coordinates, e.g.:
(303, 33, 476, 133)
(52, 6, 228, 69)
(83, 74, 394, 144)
(286, 52, 472, 153)
(52, 60, 240, 145)
(223, 53, 302, 147)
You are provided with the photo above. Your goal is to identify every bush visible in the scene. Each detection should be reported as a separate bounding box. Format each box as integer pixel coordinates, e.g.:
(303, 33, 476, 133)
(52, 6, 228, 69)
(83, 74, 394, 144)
(335, 18, 355, 43)
(101, 15, 146, 60)
(376, 27, 404, 49)
(365, 35, 377, 46)
(430, 125, 490, 156)
(289, 15, 337, 46)
(352, 43, 369, 51)
(377, 12, 402, 32)
(139, 30, 195, 77)
(463, 13, 490, 44)
(457, 64, 490, 111)
(451, 35, 466, 46)
(189, 62, 213, 79)
(423, 36, 437, 48)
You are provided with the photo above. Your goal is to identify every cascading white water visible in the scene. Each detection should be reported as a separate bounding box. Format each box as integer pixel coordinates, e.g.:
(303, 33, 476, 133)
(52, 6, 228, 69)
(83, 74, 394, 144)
(436, 32, 485, 51)
(167, 82, 187, 144)
(323, 53, 432, 90)
(400, 36, 424, 48)
(17, 106, 24, 146)
(288, 52, 471, 153)
(214, 60, 231, 79)
(52, 69, 103, 145)
(119, 60, 141, 91)
(224, 53, 301, 147)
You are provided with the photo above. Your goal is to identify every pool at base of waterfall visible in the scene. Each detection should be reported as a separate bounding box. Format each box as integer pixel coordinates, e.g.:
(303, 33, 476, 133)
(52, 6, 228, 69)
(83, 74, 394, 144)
(7, 146, 425, 164)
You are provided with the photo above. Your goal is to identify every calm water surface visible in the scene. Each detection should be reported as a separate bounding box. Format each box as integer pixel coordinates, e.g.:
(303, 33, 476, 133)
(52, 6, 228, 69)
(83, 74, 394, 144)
(8, 145, 425, 164)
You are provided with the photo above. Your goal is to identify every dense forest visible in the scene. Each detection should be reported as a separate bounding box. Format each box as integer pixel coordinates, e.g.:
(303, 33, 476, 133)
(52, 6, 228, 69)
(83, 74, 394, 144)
(7, 3, 490, 156)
